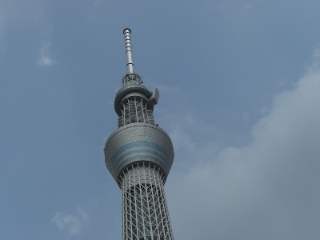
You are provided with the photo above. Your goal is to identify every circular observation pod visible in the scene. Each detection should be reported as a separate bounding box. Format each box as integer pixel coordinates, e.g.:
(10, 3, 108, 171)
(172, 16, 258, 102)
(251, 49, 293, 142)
(104, 123, 174, 186)
(114, 84, 151, 116)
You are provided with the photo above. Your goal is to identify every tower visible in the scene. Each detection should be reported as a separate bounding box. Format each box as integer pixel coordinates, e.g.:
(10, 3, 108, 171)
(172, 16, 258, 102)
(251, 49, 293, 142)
(104, 28, 174, 240)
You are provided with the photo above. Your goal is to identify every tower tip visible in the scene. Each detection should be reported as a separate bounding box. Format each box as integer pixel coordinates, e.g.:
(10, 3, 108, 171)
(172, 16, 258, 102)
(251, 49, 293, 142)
(123, 28, 131, 34)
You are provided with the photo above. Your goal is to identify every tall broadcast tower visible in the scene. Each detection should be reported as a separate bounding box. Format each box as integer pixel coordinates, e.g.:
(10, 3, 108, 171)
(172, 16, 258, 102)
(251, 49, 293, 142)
(104, 28, 175, 240)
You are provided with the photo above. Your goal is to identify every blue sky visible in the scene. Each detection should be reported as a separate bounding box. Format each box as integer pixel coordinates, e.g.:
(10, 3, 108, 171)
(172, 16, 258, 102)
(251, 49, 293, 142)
(1, 1, 320, 239)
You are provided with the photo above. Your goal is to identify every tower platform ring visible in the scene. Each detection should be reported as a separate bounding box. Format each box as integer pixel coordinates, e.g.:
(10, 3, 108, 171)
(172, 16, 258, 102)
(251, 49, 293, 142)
(104, 123, 174, 186)
(114, 85, 151, 116)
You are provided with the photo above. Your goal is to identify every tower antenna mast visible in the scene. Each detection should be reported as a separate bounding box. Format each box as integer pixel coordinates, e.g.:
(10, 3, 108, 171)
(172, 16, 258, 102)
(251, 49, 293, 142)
(123, 28, 134, 74)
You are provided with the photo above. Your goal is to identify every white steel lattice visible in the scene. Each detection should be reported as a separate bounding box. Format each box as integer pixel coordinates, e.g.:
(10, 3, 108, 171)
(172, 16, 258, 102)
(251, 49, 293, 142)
(118, 97, 155, 127)
(120, 164, 174, 240)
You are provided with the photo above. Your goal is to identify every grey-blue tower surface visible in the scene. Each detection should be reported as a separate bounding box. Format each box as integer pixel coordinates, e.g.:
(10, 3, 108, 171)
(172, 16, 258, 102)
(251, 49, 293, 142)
(104, 28, 174, 240)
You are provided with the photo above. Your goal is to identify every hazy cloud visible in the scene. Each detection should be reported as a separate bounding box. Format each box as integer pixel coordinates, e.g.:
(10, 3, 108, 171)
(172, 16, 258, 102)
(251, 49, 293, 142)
(167, 49, 320, 240)
(52, 206, 89, 236)
(38, 43, 55, 66)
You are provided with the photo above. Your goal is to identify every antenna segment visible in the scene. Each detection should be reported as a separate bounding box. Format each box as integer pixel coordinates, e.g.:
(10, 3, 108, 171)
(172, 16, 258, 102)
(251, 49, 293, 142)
(123, 28, 134, 74)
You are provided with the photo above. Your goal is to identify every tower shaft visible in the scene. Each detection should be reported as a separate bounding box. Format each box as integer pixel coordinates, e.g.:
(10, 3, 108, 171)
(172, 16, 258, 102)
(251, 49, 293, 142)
(120, 163, 174, 240)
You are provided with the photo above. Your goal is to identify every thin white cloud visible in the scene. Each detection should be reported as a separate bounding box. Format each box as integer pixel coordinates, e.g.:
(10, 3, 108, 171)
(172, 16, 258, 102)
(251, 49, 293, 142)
(52, 206, 89, 236)
(93, 0, 103, 8)
(166, 49, 320, 240)
(38, 43, 55, 67)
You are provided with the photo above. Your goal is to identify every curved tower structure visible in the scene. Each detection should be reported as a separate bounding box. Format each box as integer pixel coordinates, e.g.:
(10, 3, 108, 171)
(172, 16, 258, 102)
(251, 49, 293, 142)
(104, 28, 174, 240)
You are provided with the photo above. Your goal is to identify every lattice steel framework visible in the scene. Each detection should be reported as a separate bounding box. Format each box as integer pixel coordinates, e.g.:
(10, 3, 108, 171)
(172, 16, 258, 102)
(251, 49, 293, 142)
(104, 28, 174, 240)
(120, 163, 173, 240)
(118, 96, 155, 128)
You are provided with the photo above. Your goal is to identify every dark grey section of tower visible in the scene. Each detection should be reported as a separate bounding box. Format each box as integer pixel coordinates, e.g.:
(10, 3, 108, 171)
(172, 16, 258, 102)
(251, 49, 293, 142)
(104, 28, 174, 240)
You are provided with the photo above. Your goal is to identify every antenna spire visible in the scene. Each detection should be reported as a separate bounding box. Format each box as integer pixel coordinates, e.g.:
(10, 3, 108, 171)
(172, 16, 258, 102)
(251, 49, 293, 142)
(123, 28, 134, 74)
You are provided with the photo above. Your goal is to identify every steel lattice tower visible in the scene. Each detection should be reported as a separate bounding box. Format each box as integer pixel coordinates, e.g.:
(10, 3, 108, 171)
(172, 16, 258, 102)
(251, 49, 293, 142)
(104, 28, 174, 240)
